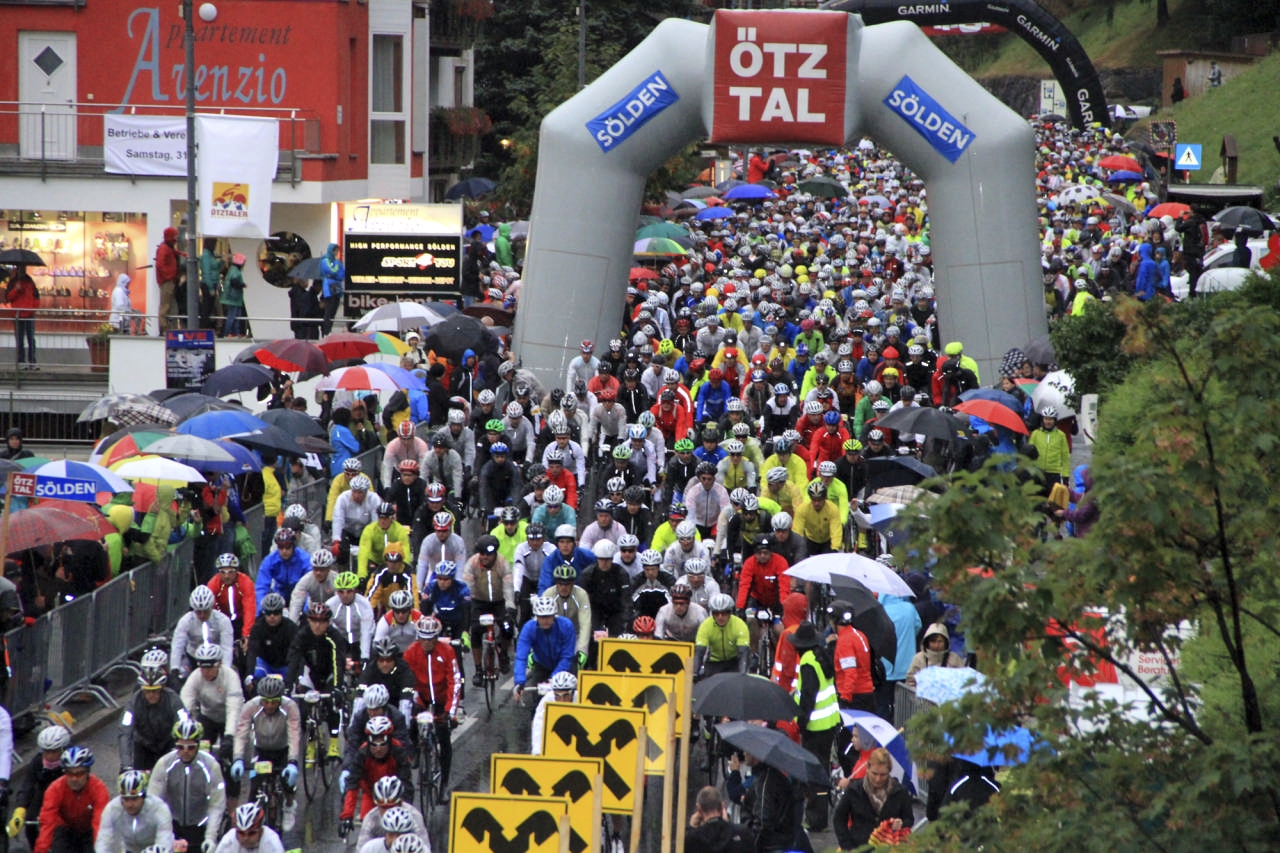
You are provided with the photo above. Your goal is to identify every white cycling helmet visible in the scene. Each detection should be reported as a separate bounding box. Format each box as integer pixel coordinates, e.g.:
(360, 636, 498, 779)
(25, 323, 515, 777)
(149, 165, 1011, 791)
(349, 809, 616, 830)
(771, 512, 793, 530)
(189, 586, 216, 611)
(675, 520, 697, 539)
(593, 540, 617, 559)
(531, 596, 558, 617)
(709, 594, 734, 613)
(543, 485, 564, 507)
(363, 683, 390, 709)
(549, 671, 578, 692)
(381, 807, 414, 833)
(37, 725, 71, 752)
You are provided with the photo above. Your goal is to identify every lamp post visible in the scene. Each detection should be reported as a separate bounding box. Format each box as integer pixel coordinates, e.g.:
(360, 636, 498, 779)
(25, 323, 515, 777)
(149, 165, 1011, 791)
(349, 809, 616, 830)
(577, 0, 586, 91)
(182, 0, 208, 330)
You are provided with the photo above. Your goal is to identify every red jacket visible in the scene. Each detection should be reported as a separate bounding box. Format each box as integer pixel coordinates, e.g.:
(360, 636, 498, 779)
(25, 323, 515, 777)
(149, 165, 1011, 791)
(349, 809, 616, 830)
(403, 638, 460, 715)
(770, 593, 810, 692)
(808, 425, 850, 475)
(339, 741, 412, 820)
(207, 572, 257, 637)
(36, 774, 109, 853)
(649, 401, 692, 448)
(834, 624, 875, 699)
(735, 552, 788, 610)
(155, 228, 181, 283)
(544, 466, 578, 511)
(4, 274, 38, 319)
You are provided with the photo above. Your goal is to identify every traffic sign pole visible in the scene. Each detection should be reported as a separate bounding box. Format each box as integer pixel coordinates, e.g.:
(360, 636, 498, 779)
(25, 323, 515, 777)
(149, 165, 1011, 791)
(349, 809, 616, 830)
(0, 472, 13, 562)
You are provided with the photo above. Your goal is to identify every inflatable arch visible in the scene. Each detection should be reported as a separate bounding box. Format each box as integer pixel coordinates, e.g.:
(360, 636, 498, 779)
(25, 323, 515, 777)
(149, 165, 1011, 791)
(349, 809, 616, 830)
(514, 10, 1046, 386)
(825, 0, 1108, 130)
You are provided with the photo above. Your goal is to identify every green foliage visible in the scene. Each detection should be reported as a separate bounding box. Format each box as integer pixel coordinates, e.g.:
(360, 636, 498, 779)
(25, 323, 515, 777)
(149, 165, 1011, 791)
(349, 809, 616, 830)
(1049, 298, 1131, 399)
(902, 284, 1280, 850)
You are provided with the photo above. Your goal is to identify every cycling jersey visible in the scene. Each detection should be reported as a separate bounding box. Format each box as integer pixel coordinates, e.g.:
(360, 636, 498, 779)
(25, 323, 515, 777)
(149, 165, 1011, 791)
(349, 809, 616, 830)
(696, 615, 750, 663)
(354, 802, 427, 851)
(288, 572, 337, 623)
(358, 520, 414, 582)
(180, 665, 244, 728)
(513, 617, 575, 686)
(540, 588, 591, 656)
(148, 748, 225, 829)
(35, 775, 109, 853)
(213, 825, 286, 853)
(372, 610, 423, 655)
(232, 697, 302, 764)
(255, 548, 313, 608)
(421, 580, 471, 630)
(402, 639, 460, 715)
(206, 573, 256, 639)
(118, 688, 184, 770)
(655, 601, 707, 643)
(327, 593, 376, 661)
(171, 610, 235, 673)
(286, 626, 347, 692)
(333, 491, 384, 545)
(94, 794, 175, 853)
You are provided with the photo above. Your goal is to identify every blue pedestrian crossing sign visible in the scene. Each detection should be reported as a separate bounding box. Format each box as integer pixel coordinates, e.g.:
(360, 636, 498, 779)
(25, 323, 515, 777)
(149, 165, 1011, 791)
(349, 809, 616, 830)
(1175, 143, 1202, 170)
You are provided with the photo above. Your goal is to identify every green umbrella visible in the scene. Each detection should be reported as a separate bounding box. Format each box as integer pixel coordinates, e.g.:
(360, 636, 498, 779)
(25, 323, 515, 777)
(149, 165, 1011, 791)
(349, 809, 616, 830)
(634, 237, 690, 257)
(797, 176, 848, 200)
(635, 221, 692, 247)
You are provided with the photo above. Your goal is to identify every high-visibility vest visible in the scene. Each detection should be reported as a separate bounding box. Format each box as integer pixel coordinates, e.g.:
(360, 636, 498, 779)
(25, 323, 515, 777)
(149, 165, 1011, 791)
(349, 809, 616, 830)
(796, 650, 840, 731)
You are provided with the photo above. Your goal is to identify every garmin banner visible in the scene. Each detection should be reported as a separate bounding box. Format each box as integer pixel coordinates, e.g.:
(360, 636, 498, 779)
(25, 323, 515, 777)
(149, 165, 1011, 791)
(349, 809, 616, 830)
(825, 0, 1107, 128)
(195, 115, 279, 238)
(103, 116, 187, 177)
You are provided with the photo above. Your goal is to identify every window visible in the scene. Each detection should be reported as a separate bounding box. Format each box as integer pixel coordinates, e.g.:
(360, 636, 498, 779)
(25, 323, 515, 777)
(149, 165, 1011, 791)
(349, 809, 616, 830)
(454, 65, 467, 108)
(371, 35, 405, 164)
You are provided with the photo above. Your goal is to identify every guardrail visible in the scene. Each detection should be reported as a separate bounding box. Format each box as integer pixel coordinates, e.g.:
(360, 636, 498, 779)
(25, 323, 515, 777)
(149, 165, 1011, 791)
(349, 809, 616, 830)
(893, 681, 936, 730)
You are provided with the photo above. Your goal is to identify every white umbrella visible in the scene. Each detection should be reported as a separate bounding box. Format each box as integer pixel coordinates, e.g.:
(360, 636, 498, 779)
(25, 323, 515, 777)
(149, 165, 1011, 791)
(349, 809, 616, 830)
(1032, 369, 1077, 418)
(115, 457, 206, 483)
(1055, 184, 1101, 207)
(315, 366, 402, 394)
(352, 301, 450, 333)
(784, 553, 915, 598)
(146, 434, 237, 464)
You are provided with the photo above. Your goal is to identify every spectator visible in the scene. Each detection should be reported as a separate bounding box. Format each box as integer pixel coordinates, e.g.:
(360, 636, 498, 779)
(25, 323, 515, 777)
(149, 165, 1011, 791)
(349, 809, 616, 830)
(4, 265, 38, 369)
(221, 253, 247, 337)
(154, 226, 182, 333)
(319, 243, 345, 335)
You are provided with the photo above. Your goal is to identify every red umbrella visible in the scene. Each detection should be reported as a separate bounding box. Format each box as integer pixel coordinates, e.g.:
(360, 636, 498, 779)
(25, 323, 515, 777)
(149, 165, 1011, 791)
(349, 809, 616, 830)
(35, 501, 118, 536)
(316, 332, 380, 361)
(629, 267, 658, 281)
(955, 399, 1029, 434)
(1098, 155, 1142, 172)
(1147, 202, 1191, 219)
(4, 506, 106, 553)
(254, 340, 330, 375)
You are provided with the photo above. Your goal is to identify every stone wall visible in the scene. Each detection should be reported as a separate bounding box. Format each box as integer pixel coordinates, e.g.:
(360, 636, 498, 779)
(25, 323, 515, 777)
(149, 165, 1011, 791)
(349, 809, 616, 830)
(980, 68, 1164, 118)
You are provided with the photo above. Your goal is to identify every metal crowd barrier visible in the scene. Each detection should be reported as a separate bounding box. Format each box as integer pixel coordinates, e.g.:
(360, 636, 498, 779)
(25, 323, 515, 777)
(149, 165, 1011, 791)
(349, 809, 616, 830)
(355, 445, 384, 483)
(894, 682, 936, 730)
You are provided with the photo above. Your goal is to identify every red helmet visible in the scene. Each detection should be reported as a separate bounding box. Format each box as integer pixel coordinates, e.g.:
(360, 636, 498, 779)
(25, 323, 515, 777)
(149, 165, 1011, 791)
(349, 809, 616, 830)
(397, 420, 415, 439)
(397, 459, 420, 474)
(426, 482, 447, 502)
(633, 616, 656, 635)
(580, 340, 594, 354)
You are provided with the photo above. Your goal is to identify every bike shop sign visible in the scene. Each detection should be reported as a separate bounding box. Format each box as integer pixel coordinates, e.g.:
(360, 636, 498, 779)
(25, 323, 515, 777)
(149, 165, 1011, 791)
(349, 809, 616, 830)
(343, 203, 463, 311)
(10, 473, 100, 502)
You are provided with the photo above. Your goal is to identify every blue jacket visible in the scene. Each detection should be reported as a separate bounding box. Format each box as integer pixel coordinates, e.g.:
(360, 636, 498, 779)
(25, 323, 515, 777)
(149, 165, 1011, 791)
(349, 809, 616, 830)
(513, 615, 576, 685)
(695, 380, 731, 422)
(256, 547, 313, 606)
(424, 579, 472, 626)
(538, 546, 597, 595)
(329, 425, 360, 476)
(320, 244, 345, 298)
(1134, 243, 1159, 302)
(880, 594, 922, 680)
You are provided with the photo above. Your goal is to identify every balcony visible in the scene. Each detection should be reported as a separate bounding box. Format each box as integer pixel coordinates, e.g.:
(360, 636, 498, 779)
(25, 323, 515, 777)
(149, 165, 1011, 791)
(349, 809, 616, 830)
(428, 106, 490, 172)
(430, 0, 493, 51)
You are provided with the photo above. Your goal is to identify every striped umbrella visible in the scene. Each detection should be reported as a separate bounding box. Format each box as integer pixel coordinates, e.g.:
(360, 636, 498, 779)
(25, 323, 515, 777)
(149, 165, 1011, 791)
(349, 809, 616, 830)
(365, 332, 411, 356)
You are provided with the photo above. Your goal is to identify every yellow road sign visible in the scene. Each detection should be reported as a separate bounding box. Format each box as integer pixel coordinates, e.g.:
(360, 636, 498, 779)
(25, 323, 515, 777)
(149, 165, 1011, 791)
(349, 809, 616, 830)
(596, 638, 693, 734)
(578, 672, 676, 775)
(542, 702, 645, 815)
(490, 754, 603, 853)
(449, 792, 567, 853)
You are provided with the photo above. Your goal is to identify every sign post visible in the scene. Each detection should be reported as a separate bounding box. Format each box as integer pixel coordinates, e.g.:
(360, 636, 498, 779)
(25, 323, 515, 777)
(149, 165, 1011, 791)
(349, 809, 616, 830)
(673, 664, 694, 853)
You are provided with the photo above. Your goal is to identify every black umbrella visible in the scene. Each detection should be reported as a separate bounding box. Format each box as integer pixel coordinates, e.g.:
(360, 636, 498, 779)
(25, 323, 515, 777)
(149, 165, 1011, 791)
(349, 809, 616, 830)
(258, 408, 326, 439)
(444, 177, 496, 200)
(715, 179, 747, 193)
(229, 425, 306, 458)
(692, 673, 796, 721)
(828, 580, 898, 662)
(1025, 337, 1055, 365)
(201, 363, 274, 397)
(873, 407, 970, 441)
(865, 456, 936, 491)
(296, 435, 335, 455)
(716, 721, 827, 785)
(1213, 206, 1274, 233)
(423, 313, 500, 360)
(0, 248, 46, 266)
(163, 393, 241, 421)
(288, 257, 325, 281)
(149, 387, 200, 402)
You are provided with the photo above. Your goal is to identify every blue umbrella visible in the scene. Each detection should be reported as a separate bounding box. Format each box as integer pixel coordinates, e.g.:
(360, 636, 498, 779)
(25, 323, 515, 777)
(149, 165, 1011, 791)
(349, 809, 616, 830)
(950, 726, 1049, 767)
(211, 440, 263, 474)
(722, 184, 777, 201)
(465, 223, 497, 242)
(175, 409, 270, 440)
(958, 387, 1023, 413)
(1106, 170, 1143, 183)
(365, 362, 427, 391)
(444, 177, 496, 200)
(32, 460, 134, 495)
(693, 207, 735, 221)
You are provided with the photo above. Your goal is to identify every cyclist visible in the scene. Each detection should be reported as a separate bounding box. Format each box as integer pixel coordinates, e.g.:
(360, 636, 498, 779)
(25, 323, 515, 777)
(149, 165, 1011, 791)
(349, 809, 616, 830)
(489, 505, 527, 563)
(602, 445, 643, 492)
(542, 449, 578, 511)
(579, 499, 624, 551)
(346, 683, 409, 754)
(810, 460, 850, 521)
(98, 769, 177, 853)
(386, 460, 427, 528)
(327, 457, 365, 529)
(769, 511, 807, 567)
(288, 548, 337, 622)
(684, 462, 730, 540)
(513, 524, 553, 626)
(256, 527, 312, 610)
(536, 524, 595, 594)
(148, 719, 225, 853)
(381, 421, 430, 492)
(422, 433, 464, 502)
(420, 561, 471, 664)
(372, 591, 423, 655)
(530, 670, 578, 755)
(277, 503, 321, 557)
(541, 563, 591, 669)
(214, 802, 284, 853)
(330, 571, 376, 664)
(632, 615, 656, 639)
(229, 676, 301, 810)
(439, 408, 476, 473)
(655, 584, 706, 643)
(207, 554, 256, 666)
(542, 420, 587, 489)
(675, 557, 720, 611)
(10, 725, 70, 846)
(358, 503, 413, 586)
(513, 597, 575, 711)
(650, 503, 697, 556)
(360, 640, 417, 724)
(578, 542, 631, 640)
(723, 493, 772, 562)
(662, 441, 698, 509)
(693, 594, 749, 679)
(413, 511, 466, 592)
(736, 534, 787, 652)
(34, 747, 108, 853)
(793, 481, 841, 555)
(339, 717, 413, 826)
(171, 587, 235, 679)
(180, 642, 245, 764)
(410, 483, 458, 551)
(662, 521, 711, 580)
(382, 826, 427, 853)
(461, 536, 513, 682)
(332, 475, 383, 568)
(614, 533, 644, 581)
(477, 442, 524, 519)
(402, 616, 460, 802)
(246, 594, 296, 689)
(119, 649, 185, 772)
(631, 550, 675, 620)
(367, 547, 420, 614)
(353, 779, 427, 850)
(286, 603, 348, 761)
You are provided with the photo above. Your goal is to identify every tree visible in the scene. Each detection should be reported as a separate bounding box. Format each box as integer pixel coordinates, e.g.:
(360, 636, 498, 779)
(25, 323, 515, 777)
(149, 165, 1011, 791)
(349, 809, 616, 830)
(899, 281, 1280, 851)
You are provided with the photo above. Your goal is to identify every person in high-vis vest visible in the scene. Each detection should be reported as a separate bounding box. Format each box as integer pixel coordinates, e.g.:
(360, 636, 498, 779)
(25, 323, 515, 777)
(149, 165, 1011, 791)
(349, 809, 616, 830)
(787, 621, 840, 832)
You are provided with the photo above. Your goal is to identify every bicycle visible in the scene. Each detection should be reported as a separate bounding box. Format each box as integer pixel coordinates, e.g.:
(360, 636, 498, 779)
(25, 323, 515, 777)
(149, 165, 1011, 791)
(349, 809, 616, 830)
(477, 613, 500, 717)
(415, 710, 444, 828)
(746, 608, 777, 677)
(249, 763, 286, 833)
(295, 690, 336, 799)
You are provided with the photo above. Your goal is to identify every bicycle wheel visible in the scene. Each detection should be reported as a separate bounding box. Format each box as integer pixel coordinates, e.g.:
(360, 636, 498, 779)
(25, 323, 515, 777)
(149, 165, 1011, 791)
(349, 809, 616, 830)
(262, 782, 282, 834)
(418, 734, 436, 822)
(318, 727, 332, 791)
(302, 721, 322, 800)
(483, 644, 496, 716)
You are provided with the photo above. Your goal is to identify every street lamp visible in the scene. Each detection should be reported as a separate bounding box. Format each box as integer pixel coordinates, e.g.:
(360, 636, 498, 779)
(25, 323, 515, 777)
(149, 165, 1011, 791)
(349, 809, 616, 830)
(182, 0, 216, 329)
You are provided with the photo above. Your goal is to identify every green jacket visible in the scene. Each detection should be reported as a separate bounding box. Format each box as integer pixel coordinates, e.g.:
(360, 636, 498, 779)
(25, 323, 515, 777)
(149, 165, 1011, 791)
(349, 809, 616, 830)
(200, 249, 224, 296)
(220, 265, 245, 308)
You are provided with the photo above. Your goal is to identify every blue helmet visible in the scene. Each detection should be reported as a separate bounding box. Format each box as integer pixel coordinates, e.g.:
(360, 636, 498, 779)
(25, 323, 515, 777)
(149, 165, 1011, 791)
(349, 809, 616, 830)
(435, 560, 457, 579)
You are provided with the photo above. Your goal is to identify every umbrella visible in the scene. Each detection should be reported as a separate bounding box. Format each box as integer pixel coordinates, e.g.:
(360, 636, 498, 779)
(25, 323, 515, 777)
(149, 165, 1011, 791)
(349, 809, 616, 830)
(634, 237, 689, 257)
(914, 666, 989, 705)
(258, 408, 326, 439)
(316, 366, 403, 394)
(93, 430, 173, 468)
(1099, 192, 1137, 216)
(871, 407, 970, 440)
(88, 425, 177, 463)
(443, 177, 496, 200)
(507, 221, 530, 240)
(628, 267, 658, 280)
(680, 186, 720, 200)
(722, 184, 777, 201)
(950, 726, 1046, 767)
(201, 363, 274, 398)
(162, 394, 240, 421)
(422, 314, 501, 360)
(1098, 154, 1142, 172)
(4, 507, 104, 553)
(146, 434, 237, 465)
(115, 456, 206, 483)
(797, 177, 847, 200)
(1106, 170, 1143, 183)
(365, 332, 410, 356)
(867, 485, 928, 506)
(208, 440, 263, 474)
(352, 301, 452, 333)
(229, 426, 306, 459)
(862, 194, 891, 208)
(77, 393, 158, 424)
(958, 388, 1024, 414)
(14, 457, 51, 470)
(365, 363, 427, 391)
(1213, 206, 1274, 233)
(287, 257, 324, 281)
(1055, 185, 1100, 207)
(691, 673, 796, 721)
(1031, 370, 1077, 418)
(1147, 202, 1191, 219)
(0, 248, 46, 267)
(954, 399, 1029, 434)
(296, 435, 335, 455)
(864, 456, 938, 490)
(635, 222, 691, 246)
(827, 580, 899, 661)
(784, 553, 914, 598)
(175, 409, 270, 440)
(716, 722, 827, 785)
(1025, 337, 1055, 365)
(841, 710, 915, 786)
(32, 460, 134, 495)
(254, 340, 329, 375)
(693, 207, 735, 221)
(462, 304, 515, 326)
(111, 401, 179, 427)
(715, 179, 747, 193)
(34, 501, 119, 539)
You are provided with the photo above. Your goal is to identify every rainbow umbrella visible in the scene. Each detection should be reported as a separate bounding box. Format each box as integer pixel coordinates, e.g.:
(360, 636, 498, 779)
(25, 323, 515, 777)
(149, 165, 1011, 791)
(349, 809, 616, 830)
(94, 430, 172, 468)
(366, 332, 410, 356)
(633, 237, 689, 257)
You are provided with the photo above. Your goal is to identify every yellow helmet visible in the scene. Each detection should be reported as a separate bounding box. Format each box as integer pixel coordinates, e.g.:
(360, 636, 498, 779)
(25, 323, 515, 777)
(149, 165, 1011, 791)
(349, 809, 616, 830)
(754, 268, 767, 279)
(658, 339, 675, 356)
(795, 265, 808, 276)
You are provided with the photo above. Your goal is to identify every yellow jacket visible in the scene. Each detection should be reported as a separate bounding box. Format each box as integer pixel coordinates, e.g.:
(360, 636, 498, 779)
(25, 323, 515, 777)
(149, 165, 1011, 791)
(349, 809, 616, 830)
(326, 471, 352, 522)
(357, 520, 413, 581)
(763, 453, 809, 489)
(792, 498, 842, 549)
(262, 464, 282, 517)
